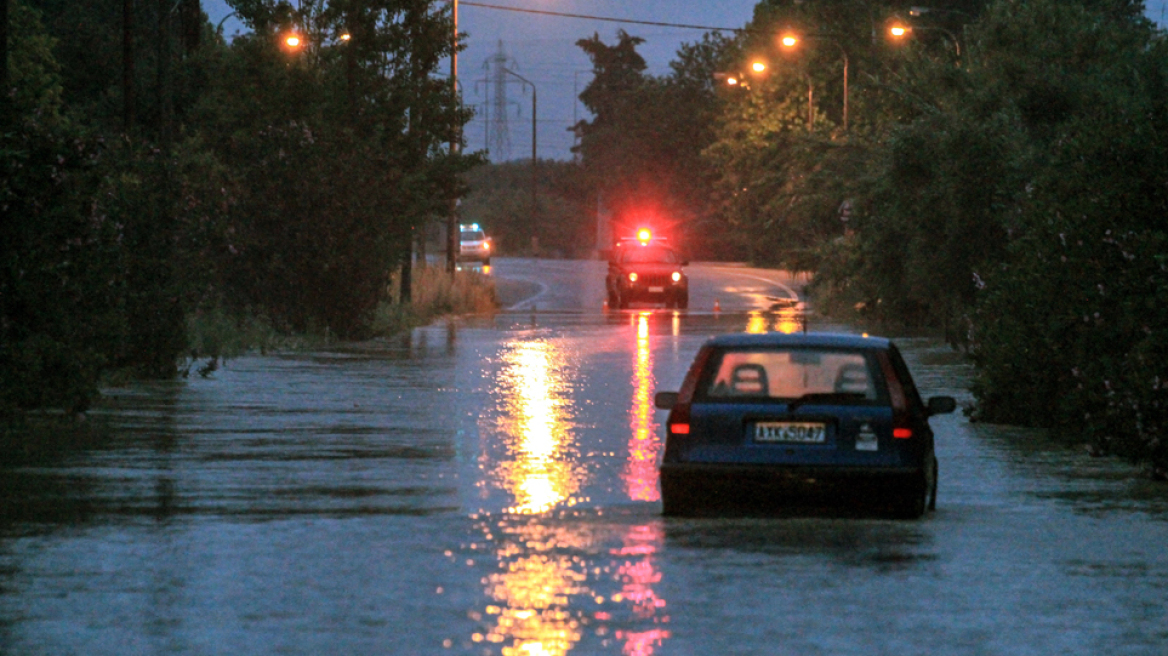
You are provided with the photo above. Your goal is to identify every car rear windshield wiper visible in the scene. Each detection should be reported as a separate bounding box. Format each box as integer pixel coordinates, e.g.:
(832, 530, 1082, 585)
(787, 392, 866, 411)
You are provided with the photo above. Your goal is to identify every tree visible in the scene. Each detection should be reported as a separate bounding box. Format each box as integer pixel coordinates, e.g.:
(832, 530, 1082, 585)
(573, 30, 731, 257)
(1, 2, 124, 413)
(198, 0, 474, 337)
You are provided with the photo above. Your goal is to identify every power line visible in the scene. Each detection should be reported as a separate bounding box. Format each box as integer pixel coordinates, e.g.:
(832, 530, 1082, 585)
(460, 2, 743, 33)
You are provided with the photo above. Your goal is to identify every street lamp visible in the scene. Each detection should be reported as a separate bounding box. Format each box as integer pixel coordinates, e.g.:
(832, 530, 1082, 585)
(888, 21, 961, 59)
(780, 32, 848, 132)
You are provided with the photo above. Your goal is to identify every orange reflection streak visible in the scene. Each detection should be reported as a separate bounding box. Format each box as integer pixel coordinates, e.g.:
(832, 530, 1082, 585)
(492, 340, 584, 515)
(746, 310, 769, 334)
(775, 306, 803, 334)
(744, 308, 804, 335)
(624, 313, 660, 502)
(480, 341, 591, 655)
(479, 520, 592, 656)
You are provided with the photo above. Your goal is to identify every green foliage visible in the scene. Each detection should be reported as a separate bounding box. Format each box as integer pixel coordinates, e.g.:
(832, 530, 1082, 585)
(967, 1, 1168, 472)
(3, 0, 477, 418)
(703, 0, 1168, 470)
(573, 31, 730, 257)
(461, 160, 595, 258)
(2, 3, 122, 414)
(197, 1, 474, 339)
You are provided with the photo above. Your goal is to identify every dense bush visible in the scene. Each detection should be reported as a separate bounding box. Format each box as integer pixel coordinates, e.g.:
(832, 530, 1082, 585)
(703, 0, 1167, 471)
(2, 0, 475, 416)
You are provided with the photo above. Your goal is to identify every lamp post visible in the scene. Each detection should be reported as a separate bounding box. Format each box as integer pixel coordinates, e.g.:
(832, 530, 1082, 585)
(889, 19, 962, 60)
(502, 68, 538, 230)
(780, 32, 848, 132)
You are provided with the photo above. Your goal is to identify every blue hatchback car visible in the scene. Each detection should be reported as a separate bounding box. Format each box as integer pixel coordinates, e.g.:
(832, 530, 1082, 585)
(654, 333, 957, 518)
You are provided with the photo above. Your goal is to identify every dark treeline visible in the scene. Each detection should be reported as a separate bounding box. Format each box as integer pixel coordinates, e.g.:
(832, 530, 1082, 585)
(568, 0, 1167, 474)
(1, 0, 475, 416)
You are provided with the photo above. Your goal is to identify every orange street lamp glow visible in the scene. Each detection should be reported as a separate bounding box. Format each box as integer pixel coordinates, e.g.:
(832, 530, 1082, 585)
(751, 61, 767, 73)
(890, 25, 909, 38)
(340, 33, 352, 41)
(285, 34, 302, 48)
(726, 76, 740, 86)
(780, 34, 799, 48)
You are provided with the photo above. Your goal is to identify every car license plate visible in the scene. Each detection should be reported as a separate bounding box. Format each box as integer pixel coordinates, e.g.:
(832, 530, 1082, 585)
(649, 286, 664, 293)
(754, 421, 826, 444)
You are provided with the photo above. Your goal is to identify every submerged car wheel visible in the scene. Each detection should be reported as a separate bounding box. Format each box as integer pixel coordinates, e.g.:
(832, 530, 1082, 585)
(895, 477, 929, 520)
(929, 458, 939, 511)
(660, 475, 699, 516)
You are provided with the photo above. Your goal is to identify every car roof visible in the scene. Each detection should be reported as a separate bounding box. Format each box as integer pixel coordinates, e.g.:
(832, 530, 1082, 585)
(701, 332, 892, 350)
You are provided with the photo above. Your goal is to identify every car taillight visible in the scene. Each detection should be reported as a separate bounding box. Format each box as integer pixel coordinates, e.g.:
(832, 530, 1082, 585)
(671, 271, 682, 282)
(667, 346, 711, 437)
(628, 272, 638, 282)
(878, 352, 914, 440)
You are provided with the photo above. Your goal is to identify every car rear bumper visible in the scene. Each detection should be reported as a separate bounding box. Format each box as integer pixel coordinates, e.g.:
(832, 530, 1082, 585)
(659, 462, 924, 516)
(618, 284, 686, 300)
(458, 248, 490, 261)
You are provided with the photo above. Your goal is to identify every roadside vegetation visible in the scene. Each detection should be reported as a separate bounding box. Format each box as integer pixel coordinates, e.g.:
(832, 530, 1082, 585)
(562, 0, 1167, 475)
(2, 0, 479, 419)
(5, 0, 1167, 476)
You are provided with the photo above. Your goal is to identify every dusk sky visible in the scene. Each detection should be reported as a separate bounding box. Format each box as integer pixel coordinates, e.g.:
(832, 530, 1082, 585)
(205, 1, 1168, 162)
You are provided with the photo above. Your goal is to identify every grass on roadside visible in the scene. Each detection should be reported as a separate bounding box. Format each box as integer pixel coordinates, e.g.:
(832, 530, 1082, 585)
(372, 265, 498, 336)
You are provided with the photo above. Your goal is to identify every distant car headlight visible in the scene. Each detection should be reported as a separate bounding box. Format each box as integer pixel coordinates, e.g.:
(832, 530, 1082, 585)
(628, 272, 638, 283)
(671, 271, 682, 282)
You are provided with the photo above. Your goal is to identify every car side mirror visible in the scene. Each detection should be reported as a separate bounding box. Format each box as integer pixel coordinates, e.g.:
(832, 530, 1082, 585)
(654, 391, 679, 410)
(927, 396, 957, 416)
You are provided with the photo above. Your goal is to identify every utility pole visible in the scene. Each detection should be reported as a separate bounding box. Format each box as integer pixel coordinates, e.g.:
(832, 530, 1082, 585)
(487, 41, 512, 160)
(123, 0, 134, 132)
(1, 0, 9, 109)
(447, 0, 459, 274)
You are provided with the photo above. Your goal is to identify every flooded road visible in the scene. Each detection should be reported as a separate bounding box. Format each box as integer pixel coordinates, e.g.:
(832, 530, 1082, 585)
(2, 259, 1167, 655)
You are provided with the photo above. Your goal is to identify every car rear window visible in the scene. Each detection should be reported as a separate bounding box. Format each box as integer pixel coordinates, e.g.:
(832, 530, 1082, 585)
(620, 247, 678, 264)
(698, 348, 885, 403)
(460, 231, 486, 241)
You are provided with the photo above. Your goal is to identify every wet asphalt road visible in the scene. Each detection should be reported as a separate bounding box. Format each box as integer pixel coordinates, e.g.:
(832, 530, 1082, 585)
(1, 257, 1167, 655)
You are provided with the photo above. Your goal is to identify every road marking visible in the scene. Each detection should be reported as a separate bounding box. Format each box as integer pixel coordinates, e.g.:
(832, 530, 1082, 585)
(702, 266, 803, 302)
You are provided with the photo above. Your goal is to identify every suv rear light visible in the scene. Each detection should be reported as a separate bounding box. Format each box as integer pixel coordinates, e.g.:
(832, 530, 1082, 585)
(671, 271, 682, 282)
(628, 272, 638, 282)
(893, 428, 913, 439)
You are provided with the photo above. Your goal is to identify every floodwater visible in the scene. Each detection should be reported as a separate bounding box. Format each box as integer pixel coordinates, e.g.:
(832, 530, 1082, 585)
(2, 262, 1167, 655)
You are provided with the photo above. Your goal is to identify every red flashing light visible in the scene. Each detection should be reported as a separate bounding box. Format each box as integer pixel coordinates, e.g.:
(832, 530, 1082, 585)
(637, 228, 652, 243)
(893, 428, 913, 439)
(670, 423, 690, 435)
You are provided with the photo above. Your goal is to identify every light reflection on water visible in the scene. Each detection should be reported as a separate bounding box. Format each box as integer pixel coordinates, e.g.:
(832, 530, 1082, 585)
(8, 297, 1168, 655)
(477, 337, 590, 654)
(624, 314, 660, 503)
(472, 317, 675, 655)
(490, 339, 586, 515)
